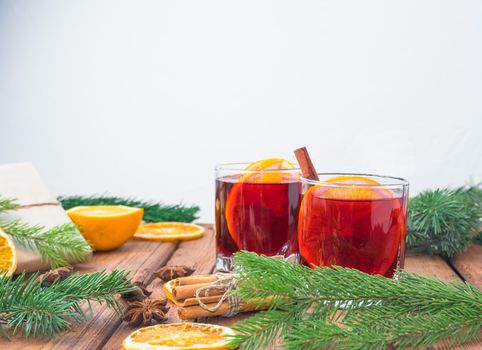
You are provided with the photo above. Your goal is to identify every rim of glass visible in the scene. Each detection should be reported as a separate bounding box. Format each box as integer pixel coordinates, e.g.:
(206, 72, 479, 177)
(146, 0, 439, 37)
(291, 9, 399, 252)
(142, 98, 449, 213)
(215, 162, 301, 173)
(301, 173, 409, 189)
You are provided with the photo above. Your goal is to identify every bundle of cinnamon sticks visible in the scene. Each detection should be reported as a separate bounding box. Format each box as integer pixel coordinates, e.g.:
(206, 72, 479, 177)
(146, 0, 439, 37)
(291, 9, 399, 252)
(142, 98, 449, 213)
(163, 274, 267, 320)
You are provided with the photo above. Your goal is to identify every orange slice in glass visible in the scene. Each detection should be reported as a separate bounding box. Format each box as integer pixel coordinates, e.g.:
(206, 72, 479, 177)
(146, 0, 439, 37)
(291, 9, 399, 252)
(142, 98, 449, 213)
(134, 222, 205, 242)
(313, 175, 393, 200)
(225, 158, 298, 248)
(241, 158, 298, 183)
(122, 323, 235, 350)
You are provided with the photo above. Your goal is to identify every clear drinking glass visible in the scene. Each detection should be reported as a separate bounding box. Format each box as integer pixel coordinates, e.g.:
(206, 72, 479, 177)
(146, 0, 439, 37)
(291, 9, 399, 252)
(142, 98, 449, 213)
(298, 173, 409, 277)
(215, 163, 302, 271)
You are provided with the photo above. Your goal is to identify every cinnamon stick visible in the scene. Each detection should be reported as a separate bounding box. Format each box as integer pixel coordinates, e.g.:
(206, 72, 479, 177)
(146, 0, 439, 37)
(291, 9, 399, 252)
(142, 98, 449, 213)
(294, 147, 319, 181)
(179, 295, 223, 307)
(172, 283, 225, 300)
(176, 275, 218, 286)
(178, 301, 264, 320)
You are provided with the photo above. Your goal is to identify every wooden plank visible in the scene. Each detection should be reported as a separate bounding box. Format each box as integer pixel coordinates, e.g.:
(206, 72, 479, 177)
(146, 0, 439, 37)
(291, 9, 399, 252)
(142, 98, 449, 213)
(446, 244, 482, 349)
(404, 253, 482, 350)
(102, 224, 216, 350)
(404, 252, 460, 282)
(0, 239, 177, 350)
(2, 226, 480, 350)
(452, 243, 482, 289)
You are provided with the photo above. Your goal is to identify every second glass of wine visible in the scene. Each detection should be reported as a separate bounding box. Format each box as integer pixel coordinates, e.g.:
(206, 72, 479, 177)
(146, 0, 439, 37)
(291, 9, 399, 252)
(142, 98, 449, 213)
(298, 173, 409, 278)
(215, 161, 302, 272)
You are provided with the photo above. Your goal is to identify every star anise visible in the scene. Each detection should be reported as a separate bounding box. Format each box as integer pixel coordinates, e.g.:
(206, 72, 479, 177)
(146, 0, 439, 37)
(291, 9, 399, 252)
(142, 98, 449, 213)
(155, 265, 195, 282)
(36, 267, 74, 287)
(123, 298, 169, 327)
(121, 281, 152, 302)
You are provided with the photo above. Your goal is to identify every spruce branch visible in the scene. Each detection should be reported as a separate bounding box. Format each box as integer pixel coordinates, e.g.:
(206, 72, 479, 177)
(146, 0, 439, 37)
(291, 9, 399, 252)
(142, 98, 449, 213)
(59, 195, 200, 223)
(48, 270, 132, 313)
(0, 220, 92, 268)
(0, 197, 19, 214)
(407, 185, 482, 258)
(229, 310, 298, 349)
(0, 270, 135, 338)
(230, 252, 482, 350)
(473, 231, 482, 245)
(454, 184, 482, 212)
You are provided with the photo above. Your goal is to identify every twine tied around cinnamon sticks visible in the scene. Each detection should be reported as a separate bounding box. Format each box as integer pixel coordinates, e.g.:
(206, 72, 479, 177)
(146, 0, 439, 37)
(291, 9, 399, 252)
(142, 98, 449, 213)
(195, 273, 240, 317)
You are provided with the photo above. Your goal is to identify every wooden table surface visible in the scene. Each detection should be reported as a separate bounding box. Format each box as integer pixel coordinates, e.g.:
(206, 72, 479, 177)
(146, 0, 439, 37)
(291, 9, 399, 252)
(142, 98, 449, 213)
(1, 224, 481, 349)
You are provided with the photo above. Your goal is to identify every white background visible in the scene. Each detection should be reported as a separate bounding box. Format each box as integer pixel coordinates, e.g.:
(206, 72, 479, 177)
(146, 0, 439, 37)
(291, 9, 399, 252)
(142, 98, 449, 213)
(1, 1, 481, 222)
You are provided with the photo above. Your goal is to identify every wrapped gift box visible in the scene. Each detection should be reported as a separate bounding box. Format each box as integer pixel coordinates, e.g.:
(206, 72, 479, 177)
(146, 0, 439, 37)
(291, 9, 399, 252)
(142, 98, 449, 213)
(0, 162, 91, 272)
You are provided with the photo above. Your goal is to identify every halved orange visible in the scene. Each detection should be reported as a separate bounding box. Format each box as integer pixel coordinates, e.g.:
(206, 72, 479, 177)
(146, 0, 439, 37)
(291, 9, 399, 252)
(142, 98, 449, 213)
(122, 323, 235, 350)
(66, 205, 143, 251)
(0, 227, 17, 276)
(134, 222, 205, 242)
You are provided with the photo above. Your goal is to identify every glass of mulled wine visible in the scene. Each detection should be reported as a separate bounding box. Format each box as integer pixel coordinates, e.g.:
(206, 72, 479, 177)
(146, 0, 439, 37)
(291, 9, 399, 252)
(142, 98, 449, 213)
(215, 161, 302, 271)
(298, 174, 409, 278)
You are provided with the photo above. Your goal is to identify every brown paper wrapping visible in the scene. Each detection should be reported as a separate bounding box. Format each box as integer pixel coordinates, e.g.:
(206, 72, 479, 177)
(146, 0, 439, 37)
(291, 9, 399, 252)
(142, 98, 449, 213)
(0, 163, 92, 272)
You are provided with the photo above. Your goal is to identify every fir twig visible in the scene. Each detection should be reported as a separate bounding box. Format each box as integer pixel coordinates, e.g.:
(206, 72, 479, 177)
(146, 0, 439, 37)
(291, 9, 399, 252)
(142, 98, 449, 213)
(0, 270, 135, 338)
(455, 184, 482, 245)
(58, 195, 200, 223)
(0, 197, 19, 214)
(0, 220, 92, 268)
(230, 252, 482, 350)
(454, 184, 482, 213)
(473, 231, 482, 245)
(407, 185, 482, 258)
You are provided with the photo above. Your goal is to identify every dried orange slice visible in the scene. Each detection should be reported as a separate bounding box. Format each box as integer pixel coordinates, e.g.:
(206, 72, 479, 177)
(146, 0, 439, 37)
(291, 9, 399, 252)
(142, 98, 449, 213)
(134, 222, 205, 242)
(0, 227, 17, 276)
(67, 206, 143, 251)
(122, 322, 235, 350)
(162, 279, 176, 303)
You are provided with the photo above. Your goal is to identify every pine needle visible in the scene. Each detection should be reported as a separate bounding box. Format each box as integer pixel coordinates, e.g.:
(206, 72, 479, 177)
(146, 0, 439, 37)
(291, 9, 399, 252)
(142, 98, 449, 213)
(0, 197, 19, 214)
(0, 270, 135, 338)
(0, 220, 92, 268)
(58, 195, 200, 223)
(407, 184, 482, 258)
(230, 252, 482, 350)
